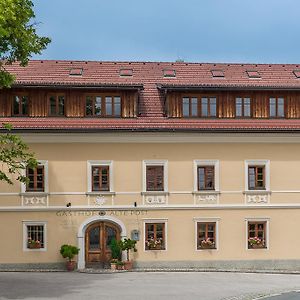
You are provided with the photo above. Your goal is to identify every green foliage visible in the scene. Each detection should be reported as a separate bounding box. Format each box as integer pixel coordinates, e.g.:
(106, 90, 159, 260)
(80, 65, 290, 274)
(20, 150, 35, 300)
(0, 123, 37, 184)
(60, 244, 80, 262)
(0, 0, 51, 87)
(110, 238, 121, 260)
(119, 238, 137, 261)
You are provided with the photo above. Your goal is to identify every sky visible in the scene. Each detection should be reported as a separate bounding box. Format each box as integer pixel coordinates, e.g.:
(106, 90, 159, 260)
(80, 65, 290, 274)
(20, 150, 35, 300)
(32, 0, 300, 64)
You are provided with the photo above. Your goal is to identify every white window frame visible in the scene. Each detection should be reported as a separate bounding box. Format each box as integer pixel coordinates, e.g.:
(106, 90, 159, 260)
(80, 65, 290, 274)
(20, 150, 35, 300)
(245, 217, 270, 251)
(23, 221, 47, 252)
(244, 160, 270, 192)
(142, 160, 168, 192)
(87, 160, 113, 193)
(143, 218, 168, 252)
(194, 217, 220, 251)
(21, 160, 48, 193)
(193, 160, 220, 192)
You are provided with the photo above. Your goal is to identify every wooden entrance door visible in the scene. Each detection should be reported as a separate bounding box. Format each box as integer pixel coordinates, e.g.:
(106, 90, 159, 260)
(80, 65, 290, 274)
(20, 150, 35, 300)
(85, 221, 120, 268)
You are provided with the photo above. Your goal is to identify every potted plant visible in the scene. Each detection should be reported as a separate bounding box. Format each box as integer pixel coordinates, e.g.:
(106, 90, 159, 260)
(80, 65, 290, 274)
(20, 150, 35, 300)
(60, 244, 80, 271)
(146, 237, 163, 250)
(116, 260, 125, 270)
(248, 237, 265, 249)
(119, 238, 137, 270)
(27, 237, 41, 249)
(109, 238, 121, 270)
(200, 238, 215, 249)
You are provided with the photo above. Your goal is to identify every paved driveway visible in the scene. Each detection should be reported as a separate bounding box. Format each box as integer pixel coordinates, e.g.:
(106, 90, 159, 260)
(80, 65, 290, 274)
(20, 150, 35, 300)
(0, 272, 299, 300)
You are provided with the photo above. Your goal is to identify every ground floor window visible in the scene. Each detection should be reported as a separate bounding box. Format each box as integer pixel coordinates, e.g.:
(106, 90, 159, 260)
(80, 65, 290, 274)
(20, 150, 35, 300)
(23, 222, 46, 251)
(197, 222, 216, 250)
(145, 222, 166, 250)
(247, 221, 267, 249)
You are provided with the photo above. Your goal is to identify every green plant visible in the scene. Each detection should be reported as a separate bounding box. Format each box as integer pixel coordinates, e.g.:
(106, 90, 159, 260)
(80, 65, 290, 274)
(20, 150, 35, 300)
(110, 238, 121, 260)
(119, 238, 137, 261)
(60, 244, 80, 262)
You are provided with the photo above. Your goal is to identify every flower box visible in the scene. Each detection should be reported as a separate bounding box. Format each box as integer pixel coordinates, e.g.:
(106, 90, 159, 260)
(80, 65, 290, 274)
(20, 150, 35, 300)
(200, 244, 215, 249)
(250, 243, 265, 249)
(28, 243, 41, 249)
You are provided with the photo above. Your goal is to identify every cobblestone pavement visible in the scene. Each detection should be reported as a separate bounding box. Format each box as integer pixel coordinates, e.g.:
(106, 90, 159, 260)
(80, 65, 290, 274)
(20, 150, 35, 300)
(0, 272, 299, 300)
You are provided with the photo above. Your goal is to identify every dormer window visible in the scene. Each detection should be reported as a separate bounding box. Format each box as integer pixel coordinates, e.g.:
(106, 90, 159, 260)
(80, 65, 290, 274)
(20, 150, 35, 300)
(85, 95, 121, 117)
(69, 68, 83, 76)
(269, 97, 284, 118)
(293, 70, 300, 78)
(49, 95, 65, 116)
(211, 70, 224, 78)
(247, 70, 261, 78)
(163, 69, 176, 78)
(119, 68, 133, 77)
(12, 95, 29, 116)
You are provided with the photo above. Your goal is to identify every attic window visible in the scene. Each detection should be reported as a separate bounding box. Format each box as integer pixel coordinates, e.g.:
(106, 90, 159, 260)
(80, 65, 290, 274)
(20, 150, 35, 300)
(69, 68, 83, 76)
(247, 70, 261, 78)
(163, 69, 176, 78)
(293, 70, 300, 78)
(119, 68, 133, 77)
(211, 70, 224, 78)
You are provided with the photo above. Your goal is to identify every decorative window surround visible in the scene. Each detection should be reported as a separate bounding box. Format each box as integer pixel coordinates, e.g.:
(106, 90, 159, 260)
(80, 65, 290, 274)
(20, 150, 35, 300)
(193, 160, 220, 204)
(194, 217, 220, 251)
(23, 221, 47, 252)
(143, 218, 168, 251)
(244, 160, 270, 204)
(21, 161, 49, 207)
(142, 160, 168, 205)
(245, 218, 270, 250)
(87, 161, 114, 206)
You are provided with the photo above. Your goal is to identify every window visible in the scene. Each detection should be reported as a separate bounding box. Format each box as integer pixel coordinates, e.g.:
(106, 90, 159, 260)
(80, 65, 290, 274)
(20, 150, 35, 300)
(245, 160, 270, 192)
(23, 221, 47, 251)
(12, 95, 29, 116)
(211, 70, 224, 78)
(182, 97, 217, 117)
(235, 97, 251, 117)
(49, 95, 65, 116)
(119, 68, 133, 77)
(197, 222, 216, 250)
(194, 160, 219, 192)
(247, 221, 267, 249)
(163, 69, 176, 78)
(198, 166, 215, 190)
(87, 161, 113, 193)
(26, 165, 45, 192)
(246, 70, 261, 78)
(248, 166, 265, 190)
(201, 97, 217, 117)
(145, 223, 166, 250)
(269, 97, 284, 118)
(146, 166, 164, 191)
(85, 95, 121, 117)
(92, 166, 109, 191)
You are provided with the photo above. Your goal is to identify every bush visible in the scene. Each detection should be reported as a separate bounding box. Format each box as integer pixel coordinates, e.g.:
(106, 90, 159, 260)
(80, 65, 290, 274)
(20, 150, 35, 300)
(60, 244, 80, 262)
(110, 238, 121, 260)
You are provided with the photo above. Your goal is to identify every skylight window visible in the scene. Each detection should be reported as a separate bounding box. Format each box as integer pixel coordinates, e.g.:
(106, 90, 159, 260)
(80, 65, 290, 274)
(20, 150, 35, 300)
(293, 70, 300, 78)
(246, 70, 261, 78)
(163, 69, 176, 78)
(69, 68, 83, 76)
(211, 70, 224, 78)
(119, 68, 133, 77)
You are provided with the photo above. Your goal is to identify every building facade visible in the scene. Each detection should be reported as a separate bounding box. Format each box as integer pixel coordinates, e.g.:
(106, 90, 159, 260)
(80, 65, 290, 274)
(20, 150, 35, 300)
(0, 61, 300, 271)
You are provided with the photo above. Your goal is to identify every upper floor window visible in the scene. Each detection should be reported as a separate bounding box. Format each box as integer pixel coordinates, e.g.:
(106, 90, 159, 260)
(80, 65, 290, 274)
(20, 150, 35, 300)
(146, 166, 164, 191)
(269, 97, 284, 118)
(182, 97, 217, 117)
(236, 97, 251, 117)
(198, 166, 215, 190)
(92, 166, 110, 191)
(13, 95, 28, 116)
(49, 95, 65, 116)
(248, 166, 265, 190)
(85, 95, 121, 117)
(26, 165, 45, 192)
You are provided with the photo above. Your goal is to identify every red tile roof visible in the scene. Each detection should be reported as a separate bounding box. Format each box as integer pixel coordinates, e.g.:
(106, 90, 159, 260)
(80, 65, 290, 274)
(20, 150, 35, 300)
(3, 60, 300, 132)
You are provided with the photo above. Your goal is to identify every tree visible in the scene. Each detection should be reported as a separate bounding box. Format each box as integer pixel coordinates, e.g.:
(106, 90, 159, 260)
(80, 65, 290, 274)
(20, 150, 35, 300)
(0, 123, 37, 184)
(0, 0, 51, 87)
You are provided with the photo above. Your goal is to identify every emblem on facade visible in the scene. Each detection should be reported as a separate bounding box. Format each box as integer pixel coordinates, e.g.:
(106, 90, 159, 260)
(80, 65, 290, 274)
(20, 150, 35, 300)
(247, 194, 268, 204)
(94, 196, 106, 206)
(145, 195, 166, 205)
(23, 196, 47, 206)
(196, 194, 218, 204)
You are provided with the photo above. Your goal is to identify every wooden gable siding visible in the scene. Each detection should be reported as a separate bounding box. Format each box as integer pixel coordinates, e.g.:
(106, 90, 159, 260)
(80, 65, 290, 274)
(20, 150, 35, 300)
(0, 89, 138, 118)
(167, 91, 300, 118)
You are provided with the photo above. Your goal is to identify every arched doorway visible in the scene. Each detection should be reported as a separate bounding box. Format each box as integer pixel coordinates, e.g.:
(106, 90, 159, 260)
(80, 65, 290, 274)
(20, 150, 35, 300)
(85, 221, 121, 268)
(77, 215, 127, 270)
